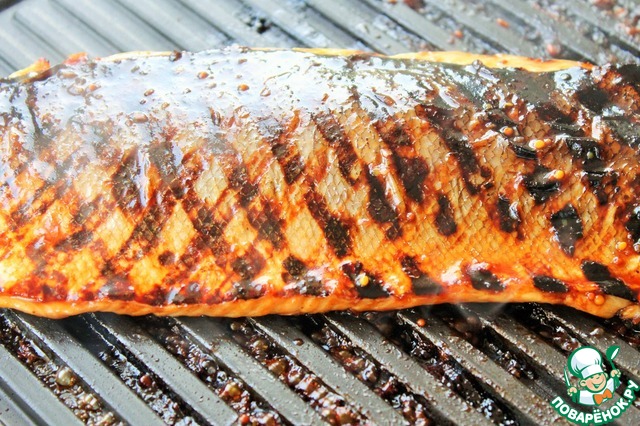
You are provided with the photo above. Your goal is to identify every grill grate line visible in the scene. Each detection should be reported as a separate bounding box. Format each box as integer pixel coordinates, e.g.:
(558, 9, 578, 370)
(250, 316, 407, 425)
(546, 307, 640, 381)
(469, 306, 640, 422)
(0, 1, 639, 424)
(114, 0, 228, 52)
(304, 0, 411, 54)
(13, 0, 118, 60)
(418, 0, 537, 55)
(468, 307, 570, 382)
(486, 0, 601, 62)
(0, 341, 82, 426)
(176, 0, 288, 48)
(241, 0, 361, 49)
(0, 7, 65, 69)
(10, 312, 165, 426)
(554, 0, 640, 56)
(0, 54, 14, 77)
(0, 383, 37, 426)
(398, 311, 564, 425)
(178, 317, 327, 425)
(360, 0, 466, 51)
(52, 0, 177, 52)
(91, 313, 238, 426)
(324, 313, 494, 425)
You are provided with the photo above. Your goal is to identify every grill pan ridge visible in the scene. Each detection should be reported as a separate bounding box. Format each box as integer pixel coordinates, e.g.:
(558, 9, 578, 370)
(0, 0, 639, 425)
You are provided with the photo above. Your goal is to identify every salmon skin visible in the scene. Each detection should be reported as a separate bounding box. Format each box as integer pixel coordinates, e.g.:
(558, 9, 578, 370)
(1, 47, 640, 320)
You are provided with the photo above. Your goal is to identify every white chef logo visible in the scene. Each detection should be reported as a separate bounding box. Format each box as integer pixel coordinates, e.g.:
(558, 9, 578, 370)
(550, 345, 639, 425)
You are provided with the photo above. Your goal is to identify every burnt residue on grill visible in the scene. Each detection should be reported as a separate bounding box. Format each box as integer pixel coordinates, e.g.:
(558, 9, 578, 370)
(362, 310, 519, 425)
(98, 347, 192, 425)
(507, 304, 582, 354)
(227, 318, 364, 425)
(62, 317, 195, 425)
(430, 306, 537, 380)
(141, 317, 282, 425)
(511, 303, 640, 354)
(299, 315, 434, 425)
(531, 0, 640, 62)
(603, 316, 640, 349)
(2, 0, 640, 425)
(0, 314, 119, 425)
(412, 2, 505, 54)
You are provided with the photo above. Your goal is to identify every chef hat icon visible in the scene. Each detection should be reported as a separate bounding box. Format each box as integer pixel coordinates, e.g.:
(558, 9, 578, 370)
(568, 346, 605, 380)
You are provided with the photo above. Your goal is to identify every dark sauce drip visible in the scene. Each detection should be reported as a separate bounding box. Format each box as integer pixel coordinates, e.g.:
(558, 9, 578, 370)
(535, 103, 584, 136)
(581, 261, 637, 301)
(575, 85, 610, 114)
(304, 185, 351, 258)
(532, 275, 569, 294)
(256, 116, 304, 185)
(625, 204, 640, 252)
(139, 285, 168, 306)
(374, 117, 429, 203)
(246, 202, 285, 250)
(482, 108, 534, 160)
(616, 64, 640, 89)
(603, 116, 640, 150)
(508, 139, 537, 160)
(149, 141, 184, 198)
(564, 137, 615, 205)
(98, 278, 135, 301)
(467, 266, 505, 292)
(312, 112, 359, 185)
(341, 261, 390, 299)
(191, 206, 227, 254)
(523, 165, 559, 203)
(550, 204, 583, 256)
(112, 148, 148, 214)
(414, 104, 483, 195)
(231, 280, 266, 300)
(374, 117, 412, 147)
(400, 256, 442, 295)
(393, 155, 428, 203)
(365, 170, 401, 240)
(484, 107, 516, 129)
(440, 64, 490, 106)
(230, 247, 266, 281)
(228, 164, 259, 207)
(281, 256, 327, 297)
(495, 194, 520, 234)
(435, 194, 457, 236)
(116, 190, 176, 262)
(54, 229, 94, 252)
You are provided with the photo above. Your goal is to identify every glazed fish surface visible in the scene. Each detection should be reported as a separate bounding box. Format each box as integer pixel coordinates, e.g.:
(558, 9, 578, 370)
(1, 48, 640, 320)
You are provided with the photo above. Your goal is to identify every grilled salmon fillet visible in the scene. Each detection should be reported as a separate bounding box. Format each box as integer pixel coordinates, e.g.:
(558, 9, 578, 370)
(1, 48, 640, 320)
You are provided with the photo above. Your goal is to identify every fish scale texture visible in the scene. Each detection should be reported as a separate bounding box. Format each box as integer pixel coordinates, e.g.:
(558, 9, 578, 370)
(0, 48, 639, 319)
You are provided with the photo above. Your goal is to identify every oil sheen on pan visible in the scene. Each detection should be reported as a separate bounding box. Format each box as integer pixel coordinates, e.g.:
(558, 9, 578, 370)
(1, 47, 640, 320)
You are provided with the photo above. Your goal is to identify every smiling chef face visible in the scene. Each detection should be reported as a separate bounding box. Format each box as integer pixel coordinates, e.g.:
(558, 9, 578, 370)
(568, 346, 609, 393)
(581, 372, 608, 392)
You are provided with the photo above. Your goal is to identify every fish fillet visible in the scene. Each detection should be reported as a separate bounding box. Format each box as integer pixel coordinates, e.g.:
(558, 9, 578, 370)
(1, 47, 639, 320)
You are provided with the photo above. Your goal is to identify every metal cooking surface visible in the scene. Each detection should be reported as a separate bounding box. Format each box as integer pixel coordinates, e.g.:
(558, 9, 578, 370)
(0, 0, 639, 425)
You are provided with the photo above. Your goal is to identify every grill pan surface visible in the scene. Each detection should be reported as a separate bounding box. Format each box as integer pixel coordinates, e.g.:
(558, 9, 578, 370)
(0, 0, 639, 425)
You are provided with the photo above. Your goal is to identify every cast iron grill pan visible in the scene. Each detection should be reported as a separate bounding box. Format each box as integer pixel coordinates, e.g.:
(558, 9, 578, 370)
(0, 0, 639, 425)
